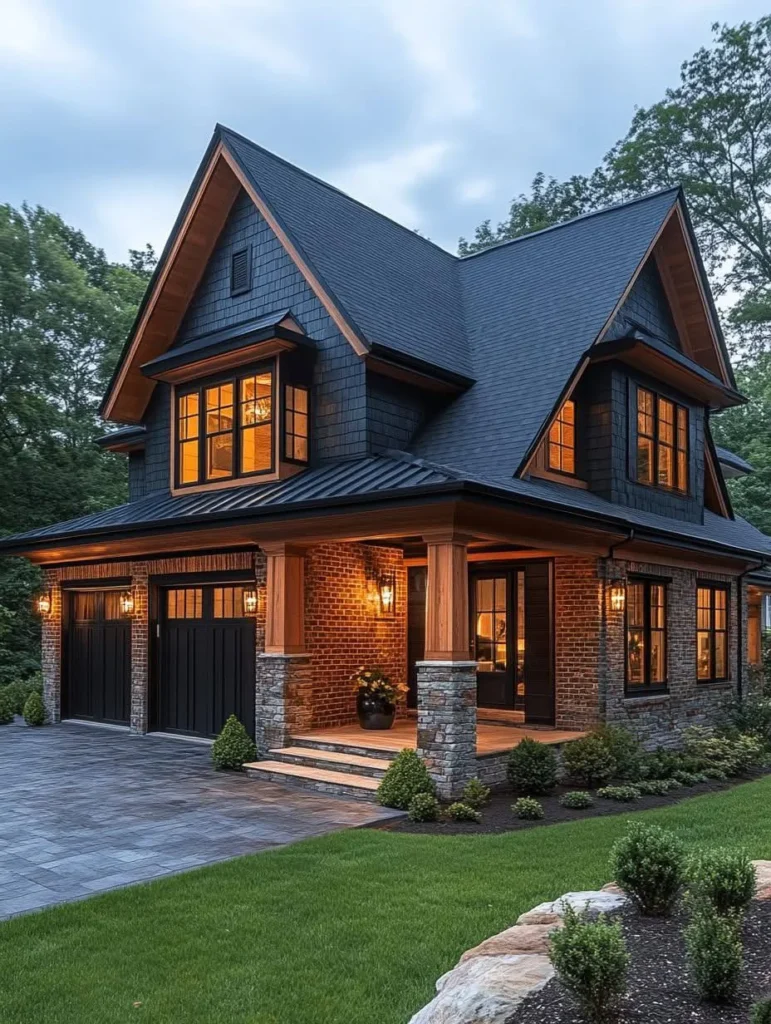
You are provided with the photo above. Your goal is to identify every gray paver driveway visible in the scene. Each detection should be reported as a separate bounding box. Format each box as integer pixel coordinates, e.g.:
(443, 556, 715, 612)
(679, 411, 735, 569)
(0, 721, 398, 920)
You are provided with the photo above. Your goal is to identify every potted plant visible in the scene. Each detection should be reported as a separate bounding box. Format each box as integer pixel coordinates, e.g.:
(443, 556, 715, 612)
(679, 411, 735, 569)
(352, 667, 407, 730)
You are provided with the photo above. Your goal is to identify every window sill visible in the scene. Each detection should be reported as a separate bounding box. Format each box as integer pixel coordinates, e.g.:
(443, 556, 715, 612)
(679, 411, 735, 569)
(696, 679, 733, 690)
(623, 691, 670, 708)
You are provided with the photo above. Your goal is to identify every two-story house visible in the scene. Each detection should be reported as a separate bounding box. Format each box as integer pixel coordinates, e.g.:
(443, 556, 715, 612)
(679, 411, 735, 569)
(3, 124, 771, 799)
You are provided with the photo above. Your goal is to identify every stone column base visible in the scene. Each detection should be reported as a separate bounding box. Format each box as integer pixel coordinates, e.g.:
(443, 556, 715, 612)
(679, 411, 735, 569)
(416, 660, 477, 800)
(255, 653, 313, 752)
(41, 569, 62, 724)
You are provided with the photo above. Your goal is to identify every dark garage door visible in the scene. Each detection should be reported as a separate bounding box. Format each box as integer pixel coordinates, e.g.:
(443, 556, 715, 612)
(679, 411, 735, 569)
(156, 584, 256, 739)
(65, 590, 131, 725)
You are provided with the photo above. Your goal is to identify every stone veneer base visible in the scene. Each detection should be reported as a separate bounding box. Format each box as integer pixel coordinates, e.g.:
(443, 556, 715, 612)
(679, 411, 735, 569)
(416, 661, 478, 800)
(254, 653, 314, 753)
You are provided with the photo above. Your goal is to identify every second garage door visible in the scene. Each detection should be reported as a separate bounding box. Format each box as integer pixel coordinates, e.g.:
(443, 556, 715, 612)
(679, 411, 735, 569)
(156, 584, 256, 739)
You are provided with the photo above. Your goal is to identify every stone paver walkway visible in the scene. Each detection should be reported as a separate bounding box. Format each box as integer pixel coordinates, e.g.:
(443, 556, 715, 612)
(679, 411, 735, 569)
(0, 721, 399, 920)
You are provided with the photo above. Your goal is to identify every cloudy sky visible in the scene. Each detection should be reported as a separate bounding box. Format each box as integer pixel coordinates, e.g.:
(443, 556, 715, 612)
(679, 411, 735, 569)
(2, 0, 767, 261)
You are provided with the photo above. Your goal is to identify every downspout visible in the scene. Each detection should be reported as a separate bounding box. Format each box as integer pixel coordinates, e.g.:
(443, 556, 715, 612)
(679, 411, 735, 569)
(736, 558, 766, 701)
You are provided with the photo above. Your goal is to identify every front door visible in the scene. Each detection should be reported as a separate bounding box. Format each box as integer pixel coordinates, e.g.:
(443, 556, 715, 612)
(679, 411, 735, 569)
(472, 570, 524, 710)
(155, 584, 256, 738)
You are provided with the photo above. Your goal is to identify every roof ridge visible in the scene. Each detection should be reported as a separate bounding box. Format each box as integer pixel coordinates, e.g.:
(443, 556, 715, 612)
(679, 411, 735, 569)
(459, 185, 682, 261)
(216, 124, 458, 263)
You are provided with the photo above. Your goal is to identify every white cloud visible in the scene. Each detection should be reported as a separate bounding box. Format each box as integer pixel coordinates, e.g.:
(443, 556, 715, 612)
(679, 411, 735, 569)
(76, 175, 185, 262)
(0, 0, 115, 108)
(326, 140, 452, 228)
(457, 177, 495, 203)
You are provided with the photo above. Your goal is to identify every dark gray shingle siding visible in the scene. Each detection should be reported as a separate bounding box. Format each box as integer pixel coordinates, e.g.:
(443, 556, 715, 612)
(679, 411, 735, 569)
(366, 374, 436, 454)
(128, 451, 146, 502)
(606, 258, 680, 349)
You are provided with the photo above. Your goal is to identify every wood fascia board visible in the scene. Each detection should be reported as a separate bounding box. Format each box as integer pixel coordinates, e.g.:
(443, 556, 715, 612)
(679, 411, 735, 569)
(365, 354, 465, 394)
(103, 142, 237, 421)
(704, 442, 732, 519)
(653, 244, 695, 361)
(219, 146, 368, 359)
(147, 338, 296, 384)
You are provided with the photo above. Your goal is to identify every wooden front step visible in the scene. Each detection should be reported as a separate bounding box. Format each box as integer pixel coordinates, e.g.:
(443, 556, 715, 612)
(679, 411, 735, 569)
(244, 760, 380, 801)
(269, 745, 390, 779)
(288, 736, 400, 761)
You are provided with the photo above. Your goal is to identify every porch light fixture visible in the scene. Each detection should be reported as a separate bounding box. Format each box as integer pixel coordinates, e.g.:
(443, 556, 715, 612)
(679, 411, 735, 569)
(609, 583, 626, 612)
(35, 590, 52, 617)
(242, 588, 259, 616)
(119, 590, 136, 617)
(377, 572, 396, 617)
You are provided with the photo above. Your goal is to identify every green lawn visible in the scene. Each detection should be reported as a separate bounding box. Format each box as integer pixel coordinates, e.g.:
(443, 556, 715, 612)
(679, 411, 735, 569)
(2, 778, 771, 1024)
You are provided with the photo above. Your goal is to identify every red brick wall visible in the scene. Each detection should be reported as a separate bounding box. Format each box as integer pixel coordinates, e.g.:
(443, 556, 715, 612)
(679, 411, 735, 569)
(304, 543, 407, 728)
(554, 556, 603, 730)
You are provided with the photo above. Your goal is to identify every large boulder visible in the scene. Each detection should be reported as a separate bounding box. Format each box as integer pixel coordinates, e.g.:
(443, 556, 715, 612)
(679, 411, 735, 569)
(408, 954, 554, 1024)
(752, 860, 771, 900)
(526, 890, 627, 918)
(459, 923, 561, 961)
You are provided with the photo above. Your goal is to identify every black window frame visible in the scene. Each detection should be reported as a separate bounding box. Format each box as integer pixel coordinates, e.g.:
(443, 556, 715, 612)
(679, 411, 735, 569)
(282, 383, 310, 465)
(634, 386, 689, 495)
(547, 398, 577, 476)
(696, 581, 730, 683)
(230, 247, 252, 297)
(174, 361, 276, 489)
(625, 575, 669, 696)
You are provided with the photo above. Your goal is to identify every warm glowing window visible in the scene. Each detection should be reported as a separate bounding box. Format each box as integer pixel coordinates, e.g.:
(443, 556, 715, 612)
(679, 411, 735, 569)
(240, 373, 273, 474)
(636, 388, 688, 493)
(175, 365, 276, 487)
(697, 584, 729, 682)
(285, 385, 309, 462)
(547, 399, 575, 474)
(167, 588, 203, 619)
(475, 576, 508, 672)
(626, 579, 667, 692)
(213, 586, 247, 619)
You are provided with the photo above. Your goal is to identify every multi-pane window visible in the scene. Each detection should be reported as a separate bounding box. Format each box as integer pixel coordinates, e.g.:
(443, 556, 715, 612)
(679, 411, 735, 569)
(636, 387, 688, 493)
(626, 578, 667, 691)
(475, 577, 508, 672)
(285, 385, 309, 462)
(697, 584, 729, 682)
(548, 399, 575, 474)
(213, 586, 247, 619)
(167, 589, 203, 619)
(175, 366, 275, 487)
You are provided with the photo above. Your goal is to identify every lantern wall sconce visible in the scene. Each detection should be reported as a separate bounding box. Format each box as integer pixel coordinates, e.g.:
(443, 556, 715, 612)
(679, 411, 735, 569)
(35, 590, 53, 617)
(377, 572, 396, 618)
(609, 582, 626, 612)
(242, 588, 259, 616)
(119, 590, 136, 617)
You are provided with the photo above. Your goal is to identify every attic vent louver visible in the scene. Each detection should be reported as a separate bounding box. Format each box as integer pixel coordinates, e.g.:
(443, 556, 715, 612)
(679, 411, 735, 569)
(230, 248, 251, 296)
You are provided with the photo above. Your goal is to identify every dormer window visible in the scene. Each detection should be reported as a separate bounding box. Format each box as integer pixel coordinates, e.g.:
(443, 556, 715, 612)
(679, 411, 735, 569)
(175, 365, 274, 488)
(548, 399, 575, 474)
(636, 387, 688, 493)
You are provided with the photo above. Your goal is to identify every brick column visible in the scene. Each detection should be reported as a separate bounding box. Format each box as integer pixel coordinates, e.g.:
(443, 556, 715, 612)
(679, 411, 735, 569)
(418, 533, 477, 799)
(41, 568, 62, 723)
(130, 561, 149, 734)
(255, 543, 310, 753)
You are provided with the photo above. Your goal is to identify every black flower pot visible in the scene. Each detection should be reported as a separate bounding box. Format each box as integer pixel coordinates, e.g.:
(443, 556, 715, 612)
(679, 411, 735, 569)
(356, 690, 396, 730)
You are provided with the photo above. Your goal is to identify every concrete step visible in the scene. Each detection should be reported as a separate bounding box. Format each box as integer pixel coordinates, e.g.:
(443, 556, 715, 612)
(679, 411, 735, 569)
(244, 760, 381, 801)
(289, 736, 400, 761)
(269, 745, 390, 779)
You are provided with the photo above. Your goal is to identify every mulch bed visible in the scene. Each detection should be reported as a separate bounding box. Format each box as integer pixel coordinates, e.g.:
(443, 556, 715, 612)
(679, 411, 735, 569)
(511, 901, 771, 1023)
(380, 777, 742, 835)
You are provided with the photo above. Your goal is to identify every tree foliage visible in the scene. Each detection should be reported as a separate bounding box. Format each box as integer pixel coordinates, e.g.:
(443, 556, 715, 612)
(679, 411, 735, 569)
(460, 17, 771, 527)
(0, 203, 153, 684)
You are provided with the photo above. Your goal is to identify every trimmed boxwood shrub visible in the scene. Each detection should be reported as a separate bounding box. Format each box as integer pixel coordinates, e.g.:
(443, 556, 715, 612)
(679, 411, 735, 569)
(561, 734, 616, 788)
(445, 802, 481, 822)
(461, 776, 491, 809)
(512, 797, 544, 820)
(23, 690, 46, 726)
(0, 688, 15, 724)
(636, 779, 675, 796)
(211, 715, 257, 770)
(751, 999, 771, 1024)
(549, 905, 629, 1023)
(377, 749, 435, 809)
(506, 737, 558, 794)
(610, 821, 685, 916)
(687, 848, 756, 917)
(593, 724, 642, 781)
(596, 785, 640, 802)
(407, 792, 440, 822)
(685, 904, 743, 1003)
(560, 790, 594, 810)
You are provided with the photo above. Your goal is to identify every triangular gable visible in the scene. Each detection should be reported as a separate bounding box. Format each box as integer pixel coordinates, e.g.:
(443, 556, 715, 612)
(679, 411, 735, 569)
(102, 134, 369, 423)
(520, 195, 735, 478)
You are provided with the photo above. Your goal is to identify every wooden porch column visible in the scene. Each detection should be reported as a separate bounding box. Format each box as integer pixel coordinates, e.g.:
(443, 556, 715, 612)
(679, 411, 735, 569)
(417, 532, 477, 799)
(263, 542, 306, 655)
(256, 542, 312, 751)
(424, 534, 471, 660)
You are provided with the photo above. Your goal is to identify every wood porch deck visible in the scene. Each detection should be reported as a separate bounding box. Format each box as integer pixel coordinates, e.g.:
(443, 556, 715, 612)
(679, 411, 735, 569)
(296, 720, 586, 757)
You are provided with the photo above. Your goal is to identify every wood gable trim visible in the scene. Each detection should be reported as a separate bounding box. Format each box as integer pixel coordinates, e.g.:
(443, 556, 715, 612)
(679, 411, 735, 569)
(102, 142, 368, 424)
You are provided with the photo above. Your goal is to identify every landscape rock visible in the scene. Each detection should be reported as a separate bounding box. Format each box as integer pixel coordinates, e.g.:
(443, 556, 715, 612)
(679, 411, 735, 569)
(515, 909, 563, 927)
(752, 860, 771, 897)
(459, 923, 562, 961)
(408, 954, 554, 1024)
(527, 890, 628, 917)
(601, 882, 624, 895)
